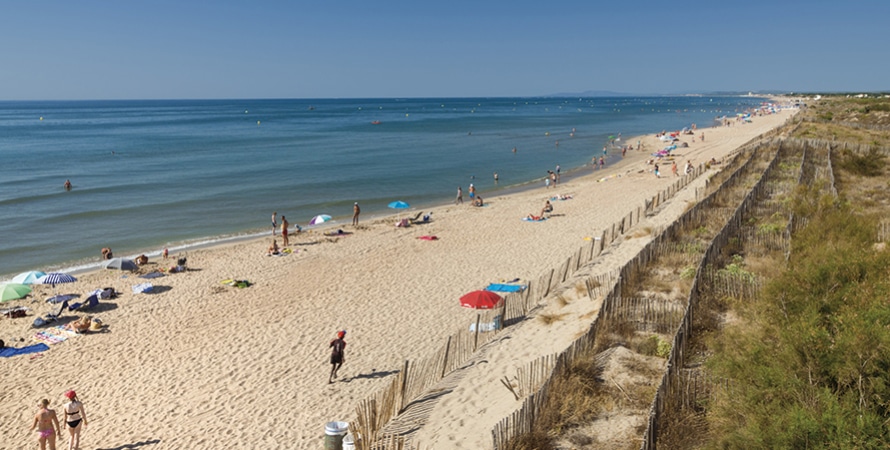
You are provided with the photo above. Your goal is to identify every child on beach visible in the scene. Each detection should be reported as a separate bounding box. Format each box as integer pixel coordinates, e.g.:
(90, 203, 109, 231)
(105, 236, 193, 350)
(329, 330, 347, 384)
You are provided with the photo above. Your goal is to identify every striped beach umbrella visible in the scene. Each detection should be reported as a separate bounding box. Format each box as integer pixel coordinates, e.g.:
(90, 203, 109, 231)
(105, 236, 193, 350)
(37, 272, 77, 285)
(37, 273, 78, 295)
(309, 214, 333, 226)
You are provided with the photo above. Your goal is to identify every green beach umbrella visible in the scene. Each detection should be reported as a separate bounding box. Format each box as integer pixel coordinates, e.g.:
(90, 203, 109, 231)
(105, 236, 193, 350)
(0, 283, 32, 302)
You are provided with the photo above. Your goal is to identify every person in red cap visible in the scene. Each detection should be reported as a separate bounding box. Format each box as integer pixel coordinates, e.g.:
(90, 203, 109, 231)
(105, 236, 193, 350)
(329, 330, 347, 384)
(63, 390, 87, 450)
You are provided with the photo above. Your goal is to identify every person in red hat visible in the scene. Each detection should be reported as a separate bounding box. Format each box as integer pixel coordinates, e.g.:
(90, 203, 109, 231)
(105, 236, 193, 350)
(329, 330, 347, 384)
(63, 390, 88, 450)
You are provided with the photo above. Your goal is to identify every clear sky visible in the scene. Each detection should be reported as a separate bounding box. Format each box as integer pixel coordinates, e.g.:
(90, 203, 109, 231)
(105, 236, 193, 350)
(2, 0, 888, 100)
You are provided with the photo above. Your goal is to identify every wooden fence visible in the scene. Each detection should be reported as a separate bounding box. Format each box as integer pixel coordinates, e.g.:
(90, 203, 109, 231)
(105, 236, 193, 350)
(489, 133, 781, 449)
(351, 149, 713, 449)
(640, 136, 842, 448)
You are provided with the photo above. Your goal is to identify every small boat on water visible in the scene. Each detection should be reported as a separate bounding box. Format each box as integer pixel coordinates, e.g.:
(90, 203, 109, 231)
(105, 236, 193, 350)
(371, 120, 381, 125)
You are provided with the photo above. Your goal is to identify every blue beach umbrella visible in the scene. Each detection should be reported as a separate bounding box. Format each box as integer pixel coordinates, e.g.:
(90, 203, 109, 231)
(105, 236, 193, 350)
(12, 270, 46, 285)
(388, 201, 410, 209)
(388, 201, 410, 221)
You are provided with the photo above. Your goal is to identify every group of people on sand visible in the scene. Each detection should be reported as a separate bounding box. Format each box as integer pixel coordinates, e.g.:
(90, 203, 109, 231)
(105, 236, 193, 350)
(30, 390, 87, 450)
(268, 204, 363, 255)
(456, 184, 481, 205)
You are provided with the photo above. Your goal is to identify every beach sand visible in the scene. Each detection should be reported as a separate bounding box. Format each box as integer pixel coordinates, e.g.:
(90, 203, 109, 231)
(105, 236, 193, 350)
(0, 107, 794, 449)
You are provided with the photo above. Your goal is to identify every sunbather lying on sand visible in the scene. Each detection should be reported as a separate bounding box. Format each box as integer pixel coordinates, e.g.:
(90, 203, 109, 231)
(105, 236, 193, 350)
(65, 316, 92, 333)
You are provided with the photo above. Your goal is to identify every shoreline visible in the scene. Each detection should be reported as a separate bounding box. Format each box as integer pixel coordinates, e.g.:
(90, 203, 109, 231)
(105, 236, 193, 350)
(3, 122, 691, 283)
(0, 103, 796, 450)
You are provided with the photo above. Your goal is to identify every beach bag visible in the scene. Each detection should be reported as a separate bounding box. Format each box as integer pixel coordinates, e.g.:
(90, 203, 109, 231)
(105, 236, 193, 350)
(5, 309, 27, 319)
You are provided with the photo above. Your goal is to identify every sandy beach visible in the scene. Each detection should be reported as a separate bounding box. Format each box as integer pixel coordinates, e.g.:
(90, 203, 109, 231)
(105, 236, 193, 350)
(0, 106, 794, 449)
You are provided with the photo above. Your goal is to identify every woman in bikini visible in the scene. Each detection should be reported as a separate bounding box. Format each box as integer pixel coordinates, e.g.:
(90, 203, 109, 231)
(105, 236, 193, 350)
(30, 398, 61, 450)
(63, 390, 88, 450)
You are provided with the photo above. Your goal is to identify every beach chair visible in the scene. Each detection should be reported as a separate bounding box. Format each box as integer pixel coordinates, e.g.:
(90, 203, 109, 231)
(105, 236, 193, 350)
(67, 294, 98, 311)
(410, 212, 432, 225)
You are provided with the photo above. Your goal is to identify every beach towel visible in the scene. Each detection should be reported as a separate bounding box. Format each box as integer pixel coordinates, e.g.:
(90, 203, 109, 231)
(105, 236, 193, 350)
(132, 283, 153, 294)
(32, 326, 79, 345)
(417, 235, 438, 241)
(139, 271, 165, 279)
(522, 217, 547, 222)
(485, 283, 527, 293)
(1, 343, 50, 358)
(220, 279, 252, 288)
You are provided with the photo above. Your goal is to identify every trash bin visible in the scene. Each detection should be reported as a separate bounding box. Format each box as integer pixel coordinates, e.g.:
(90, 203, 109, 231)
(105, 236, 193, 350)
(324, 421, 349, 450)
(342, 433, 355, 450)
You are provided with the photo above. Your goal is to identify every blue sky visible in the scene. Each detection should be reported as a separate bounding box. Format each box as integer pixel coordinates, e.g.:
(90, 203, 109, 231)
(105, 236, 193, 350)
(2, 0, 888, 100)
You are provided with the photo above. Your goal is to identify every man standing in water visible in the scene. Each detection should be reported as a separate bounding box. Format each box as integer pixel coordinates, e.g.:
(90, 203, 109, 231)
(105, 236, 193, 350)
(352, 202, 361, 226)
(456, 186, 463, 204)
(280, 216, 289, 247)
(271, 212, 277, 236)
(329, 330, 347, 383)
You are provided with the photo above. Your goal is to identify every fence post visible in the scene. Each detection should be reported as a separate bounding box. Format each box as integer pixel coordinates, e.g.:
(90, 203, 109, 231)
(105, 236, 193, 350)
(474, 314, 482, 351)
(441, 336, 452, 379)
(399, 360, 410, 413)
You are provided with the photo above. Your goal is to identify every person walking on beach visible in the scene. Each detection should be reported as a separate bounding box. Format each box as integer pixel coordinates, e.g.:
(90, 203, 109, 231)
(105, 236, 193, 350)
(329, 330, 347, 384)
(352, 202, 361, 226)
(456, 186, 463, 204)
(671, 161, 678, 177)
(271, 212, 277, 236)
(63, 390, 87, 450)
(468, 183, 476, 200)
(280, 216, 289, 247)
(30, 398, 61, 450)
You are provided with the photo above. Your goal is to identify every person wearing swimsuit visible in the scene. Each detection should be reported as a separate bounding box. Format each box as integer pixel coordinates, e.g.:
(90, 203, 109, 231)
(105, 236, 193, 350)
(329, 330, 347, 384)
(30, 398, 61, 450)
(63, 390, 87, 450)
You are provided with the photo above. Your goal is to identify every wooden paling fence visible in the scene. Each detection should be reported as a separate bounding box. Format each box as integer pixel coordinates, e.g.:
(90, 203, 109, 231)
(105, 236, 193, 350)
(489, 134, 782, 449)
(639, 133, 850, 448)
(639, 139, 790, 450)
(351, 148, 715, 450)
(490, 129, 786, 449)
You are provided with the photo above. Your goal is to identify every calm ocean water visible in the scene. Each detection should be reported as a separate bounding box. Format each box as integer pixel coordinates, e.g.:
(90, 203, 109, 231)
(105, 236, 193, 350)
(0, 96, 765, 279)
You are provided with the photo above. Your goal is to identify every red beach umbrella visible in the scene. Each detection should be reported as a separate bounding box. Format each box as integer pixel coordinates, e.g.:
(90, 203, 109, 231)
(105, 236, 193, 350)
(459, 290, 503, 310)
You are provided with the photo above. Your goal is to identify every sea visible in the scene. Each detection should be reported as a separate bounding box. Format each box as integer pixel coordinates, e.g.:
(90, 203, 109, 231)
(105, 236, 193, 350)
(0, 96, 767, 280)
